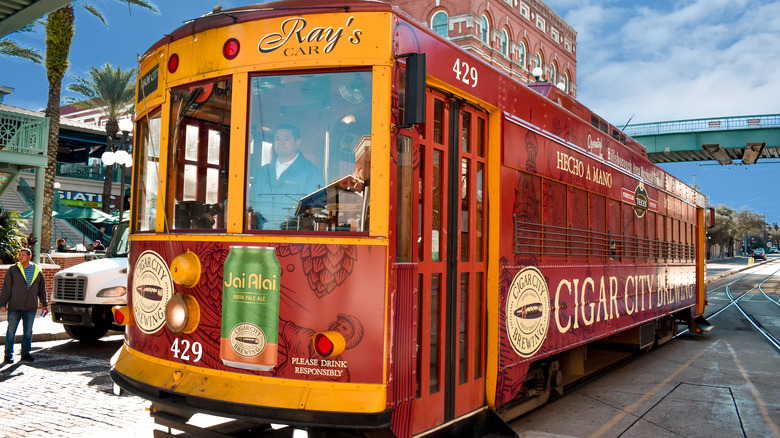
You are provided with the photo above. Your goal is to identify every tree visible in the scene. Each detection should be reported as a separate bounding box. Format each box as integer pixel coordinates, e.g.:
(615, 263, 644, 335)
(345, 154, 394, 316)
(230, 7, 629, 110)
(0, 210, 27, 264)
(733, 210, 768, 253)
(708, 205, 736, 256)
(67, 63, 136, 213)
(0, 0, 158, 252)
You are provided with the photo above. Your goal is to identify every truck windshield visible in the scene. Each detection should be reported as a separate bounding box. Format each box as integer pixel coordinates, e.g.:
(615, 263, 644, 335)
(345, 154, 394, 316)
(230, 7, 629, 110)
(106, 221, 129, 257)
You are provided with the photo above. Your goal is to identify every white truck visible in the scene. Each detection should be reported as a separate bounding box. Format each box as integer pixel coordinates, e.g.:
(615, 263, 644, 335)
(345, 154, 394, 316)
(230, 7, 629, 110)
(50, 221, 129, 342)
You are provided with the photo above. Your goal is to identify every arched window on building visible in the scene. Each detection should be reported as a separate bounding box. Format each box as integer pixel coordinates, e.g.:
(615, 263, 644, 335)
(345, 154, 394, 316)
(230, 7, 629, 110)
(561, 73, 569, 93)
(518, 42, 527, 68)
(501, 30, 508, 56)
(432, 11, 449, 38)
(481, 15, 489, 44)
(550, 62, 557, 85)
(534, 53, 542, 69)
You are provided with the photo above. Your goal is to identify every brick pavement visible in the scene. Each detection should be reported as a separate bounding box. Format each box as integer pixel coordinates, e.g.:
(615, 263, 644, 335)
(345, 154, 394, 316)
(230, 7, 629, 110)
(0, 338, 157, 437)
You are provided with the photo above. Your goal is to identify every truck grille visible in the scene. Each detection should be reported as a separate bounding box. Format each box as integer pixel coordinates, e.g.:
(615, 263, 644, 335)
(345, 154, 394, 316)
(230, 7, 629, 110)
(54, 277, 87, 301)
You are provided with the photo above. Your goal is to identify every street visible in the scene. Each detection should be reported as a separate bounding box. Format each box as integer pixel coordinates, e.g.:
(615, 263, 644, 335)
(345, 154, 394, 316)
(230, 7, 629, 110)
(0, 334, 157, 437)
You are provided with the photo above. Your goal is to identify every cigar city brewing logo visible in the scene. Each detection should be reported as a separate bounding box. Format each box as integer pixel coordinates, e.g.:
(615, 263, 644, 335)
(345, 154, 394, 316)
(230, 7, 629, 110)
(229, 323, 267, 357)
(257, 16, 363, 55)
(132, 251, 174, 334)
(506, 267, 550, 358)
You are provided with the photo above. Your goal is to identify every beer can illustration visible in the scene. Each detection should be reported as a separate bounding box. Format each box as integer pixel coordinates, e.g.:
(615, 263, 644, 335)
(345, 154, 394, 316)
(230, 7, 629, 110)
(220, 246, 280, 371)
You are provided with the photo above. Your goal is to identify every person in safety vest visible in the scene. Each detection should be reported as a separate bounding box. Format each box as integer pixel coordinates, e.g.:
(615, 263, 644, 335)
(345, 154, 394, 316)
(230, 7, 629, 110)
(1, 248, 48, 364)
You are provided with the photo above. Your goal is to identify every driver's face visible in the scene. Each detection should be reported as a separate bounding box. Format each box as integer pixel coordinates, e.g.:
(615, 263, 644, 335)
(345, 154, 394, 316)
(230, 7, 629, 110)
(274, 129, 299, 162)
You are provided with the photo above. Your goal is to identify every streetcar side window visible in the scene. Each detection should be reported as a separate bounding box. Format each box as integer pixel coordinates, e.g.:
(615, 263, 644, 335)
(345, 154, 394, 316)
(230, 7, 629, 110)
(135, 110, 161, 232)
(245, 71, 372, 233)
(168, 78, 231, 231)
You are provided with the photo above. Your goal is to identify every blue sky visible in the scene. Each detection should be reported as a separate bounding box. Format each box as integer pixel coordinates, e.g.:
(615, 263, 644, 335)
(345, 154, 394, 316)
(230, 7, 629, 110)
(545, 0, 780, 223)
(1, 0, 778, 222)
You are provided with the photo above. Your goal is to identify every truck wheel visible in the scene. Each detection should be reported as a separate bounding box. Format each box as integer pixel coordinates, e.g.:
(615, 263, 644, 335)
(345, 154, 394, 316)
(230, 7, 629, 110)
(64, 325, 109, 342)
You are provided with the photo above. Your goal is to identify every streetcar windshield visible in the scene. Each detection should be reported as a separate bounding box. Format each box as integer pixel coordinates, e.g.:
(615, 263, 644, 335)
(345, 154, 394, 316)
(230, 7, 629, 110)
(246, 71, 372, 233)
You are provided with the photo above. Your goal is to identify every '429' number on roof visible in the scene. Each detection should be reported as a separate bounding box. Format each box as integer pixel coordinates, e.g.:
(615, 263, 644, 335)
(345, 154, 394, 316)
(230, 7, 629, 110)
(452, 58, 479, 87)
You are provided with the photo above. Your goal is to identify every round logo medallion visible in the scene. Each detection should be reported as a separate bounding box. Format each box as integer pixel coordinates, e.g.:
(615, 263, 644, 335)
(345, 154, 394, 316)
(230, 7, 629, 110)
(132, 251, 174, 334)
(229, 323, 267, 357)
(506, 267, 550, 358)
(633, 182, 649, 218)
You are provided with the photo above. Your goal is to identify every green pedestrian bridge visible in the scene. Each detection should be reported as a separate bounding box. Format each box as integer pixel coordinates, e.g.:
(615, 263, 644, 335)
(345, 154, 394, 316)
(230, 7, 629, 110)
(625, 114, 780, 165)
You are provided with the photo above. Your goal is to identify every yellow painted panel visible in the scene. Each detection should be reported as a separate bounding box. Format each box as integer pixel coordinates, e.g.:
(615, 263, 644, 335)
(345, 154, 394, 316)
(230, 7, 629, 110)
(164, 12, 391, 83)
(227, 72, 249, 233)
(485, 108, 502, 409)
(114, 345, 387, 413)
(129, 234, 388, 247)
(155, 98, 172, 233)
(696, 207, 706, 315)
(369, 65, 391, 237)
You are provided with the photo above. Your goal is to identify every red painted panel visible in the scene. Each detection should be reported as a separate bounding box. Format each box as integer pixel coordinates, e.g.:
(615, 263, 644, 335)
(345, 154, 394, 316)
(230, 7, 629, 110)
(126, 240, 386, 384)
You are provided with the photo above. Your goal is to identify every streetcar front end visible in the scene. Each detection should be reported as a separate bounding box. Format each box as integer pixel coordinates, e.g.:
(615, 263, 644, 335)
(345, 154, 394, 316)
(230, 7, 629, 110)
(110, 1, 402, 433)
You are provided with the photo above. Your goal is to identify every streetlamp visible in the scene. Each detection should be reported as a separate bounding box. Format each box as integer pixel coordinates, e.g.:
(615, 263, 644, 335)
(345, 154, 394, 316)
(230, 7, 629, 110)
(101, 118, 133, 222)
(532, 66, 544, 82)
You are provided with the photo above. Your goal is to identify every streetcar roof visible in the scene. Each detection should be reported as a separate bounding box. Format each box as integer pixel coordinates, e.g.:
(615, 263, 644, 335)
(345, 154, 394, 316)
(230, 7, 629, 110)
(144, 0, 393, 57)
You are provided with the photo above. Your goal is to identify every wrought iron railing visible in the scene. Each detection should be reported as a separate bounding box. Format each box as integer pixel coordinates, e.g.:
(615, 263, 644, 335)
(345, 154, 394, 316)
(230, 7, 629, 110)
(56, 162, 125, 183)
(21, 163, 125, 183)
(514, 219, 695, 262)
(0, 108, 49, 154)
(625, 114, 780, 137)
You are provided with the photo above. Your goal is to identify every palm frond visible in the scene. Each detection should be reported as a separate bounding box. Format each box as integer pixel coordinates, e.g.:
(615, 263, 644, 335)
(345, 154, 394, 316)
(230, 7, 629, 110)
(0, 39, 43, 64)
(15, 22, 42, 33)
(115, 0, 160, 14)
(81, 4, 108, 27)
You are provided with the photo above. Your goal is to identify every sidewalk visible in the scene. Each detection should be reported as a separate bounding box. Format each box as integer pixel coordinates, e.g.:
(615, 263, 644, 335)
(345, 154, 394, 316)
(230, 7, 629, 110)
(705, 255, 766, 282)
(0, 312, 71, 345)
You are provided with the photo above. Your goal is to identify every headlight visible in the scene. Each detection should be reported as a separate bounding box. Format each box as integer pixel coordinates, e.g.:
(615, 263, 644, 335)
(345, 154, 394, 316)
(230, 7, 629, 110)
(165, 293, 200, 335)
(97, 286, 127, 297)
(171, 250, 202, 288)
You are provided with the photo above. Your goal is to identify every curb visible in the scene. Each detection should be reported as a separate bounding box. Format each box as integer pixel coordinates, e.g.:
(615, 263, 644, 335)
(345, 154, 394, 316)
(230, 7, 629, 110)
(0, 331, 71, 345)
(706, 259, 768, 284)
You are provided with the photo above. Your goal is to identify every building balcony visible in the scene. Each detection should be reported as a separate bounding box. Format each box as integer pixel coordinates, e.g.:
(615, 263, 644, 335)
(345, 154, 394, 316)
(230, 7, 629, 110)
(55, 162, 128, 184)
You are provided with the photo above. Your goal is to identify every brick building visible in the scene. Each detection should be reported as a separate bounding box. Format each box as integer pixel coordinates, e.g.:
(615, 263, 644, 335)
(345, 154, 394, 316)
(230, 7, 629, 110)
(388, 0, 577, 96)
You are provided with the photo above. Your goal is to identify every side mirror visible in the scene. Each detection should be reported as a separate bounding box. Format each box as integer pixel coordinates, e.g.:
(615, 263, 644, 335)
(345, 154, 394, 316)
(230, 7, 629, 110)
(402, 53, 426, 127)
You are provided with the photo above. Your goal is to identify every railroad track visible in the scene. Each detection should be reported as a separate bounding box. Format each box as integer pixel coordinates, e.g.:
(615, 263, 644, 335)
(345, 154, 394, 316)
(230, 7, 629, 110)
(692, 259, 780, 352)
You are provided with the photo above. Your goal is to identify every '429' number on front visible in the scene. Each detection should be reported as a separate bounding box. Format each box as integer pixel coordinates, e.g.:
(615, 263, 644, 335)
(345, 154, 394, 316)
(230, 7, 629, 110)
(452, 58, 478, 87)
(170, 338, 203, 362)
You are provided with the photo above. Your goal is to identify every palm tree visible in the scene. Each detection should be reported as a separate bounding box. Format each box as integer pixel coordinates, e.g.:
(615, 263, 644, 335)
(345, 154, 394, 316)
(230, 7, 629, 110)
(0, 0, 158, 252)
(41, 5, 76, 254)
(68, 63, 136, 213)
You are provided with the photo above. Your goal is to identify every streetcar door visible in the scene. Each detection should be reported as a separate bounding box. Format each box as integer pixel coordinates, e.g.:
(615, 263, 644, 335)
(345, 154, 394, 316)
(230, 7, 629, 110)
(410, 89, 487, 433)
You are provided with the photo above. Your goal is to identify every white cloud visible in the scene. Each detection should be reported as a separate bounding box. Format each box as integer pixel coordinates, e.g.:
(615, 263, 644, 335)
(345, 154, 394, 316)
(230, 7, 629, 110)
(548, 0, 780, 124)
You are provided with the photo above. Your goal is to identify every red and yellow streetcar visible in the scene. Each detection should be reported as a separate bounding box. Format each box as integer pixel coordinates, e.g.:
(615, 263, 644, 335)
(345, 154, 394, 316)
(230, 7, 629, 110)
(111, 1, 711, 436)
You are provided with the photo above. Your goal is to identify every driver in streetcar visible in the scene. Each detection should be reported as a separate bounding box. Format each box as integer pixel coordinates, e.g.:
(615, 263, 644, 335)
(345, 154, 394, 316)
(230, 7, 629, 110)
(248, 124, 323, 229)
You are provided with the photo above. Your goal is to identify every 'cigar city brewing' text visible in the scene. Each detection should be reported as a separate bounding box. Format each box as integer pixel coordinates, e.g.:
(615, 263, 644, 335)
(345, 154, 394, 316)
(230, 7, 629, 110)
(132, 251, 174, 334)
(553, 271, 695, 334)
(258, 16, 362, 55)
(224, 271, 278, 292)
